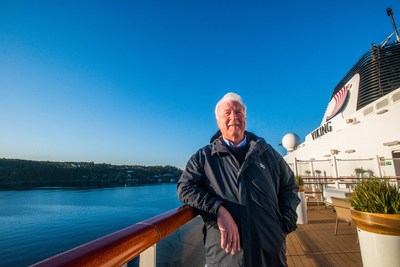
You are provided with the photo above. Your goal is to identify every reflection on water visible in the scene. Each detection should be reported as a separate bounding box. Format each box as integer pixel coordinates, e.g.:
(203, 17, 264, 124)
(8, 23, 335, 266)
(0, 184, 181, 266)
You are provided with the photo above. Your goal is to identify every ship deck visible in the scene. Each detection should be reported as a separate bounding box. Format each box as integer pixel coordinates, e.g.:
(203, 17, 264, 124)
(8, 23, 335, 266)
(287, 206, 361, 267)
(169, 206, 362, 267)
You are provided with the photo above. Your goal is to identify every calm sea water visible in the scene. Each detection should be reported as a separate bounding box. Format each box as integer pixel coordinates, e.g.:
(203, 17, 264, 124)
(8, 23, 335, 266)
(0, 184, 182, 266)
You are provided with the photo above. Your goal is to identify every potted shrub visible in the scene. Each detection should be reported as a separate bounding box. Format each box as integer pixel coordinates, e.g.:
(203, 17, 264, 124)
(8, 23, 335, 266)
(350, 178, 400, 267)
(354, 167, 366, 178)
(295, 175, 307, 224)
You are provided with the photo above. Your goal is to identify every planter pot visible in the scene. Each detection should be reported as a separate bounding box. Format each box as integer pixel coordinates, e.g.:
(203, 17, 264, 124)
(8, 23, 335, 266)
(296, 191, 308, 224)
(350, 208, 400, 267)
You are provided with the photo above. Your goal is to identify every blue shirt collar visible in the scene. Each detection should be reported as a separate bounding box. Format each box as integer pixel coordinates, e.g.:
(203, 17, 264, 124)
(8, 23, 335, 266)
(222, 135, 247, 148)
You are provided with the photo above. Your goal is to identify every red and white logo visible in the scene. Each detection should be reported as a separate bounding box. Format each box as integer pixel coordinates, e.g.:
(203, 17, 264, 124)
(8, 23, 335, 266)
(325, 83, 351, 121)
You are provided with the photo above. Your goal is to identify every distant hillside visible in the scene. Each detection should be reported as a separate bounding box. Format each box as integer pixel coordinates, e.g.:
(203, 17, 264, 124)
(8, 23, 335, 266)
(0, 158, 182, 188)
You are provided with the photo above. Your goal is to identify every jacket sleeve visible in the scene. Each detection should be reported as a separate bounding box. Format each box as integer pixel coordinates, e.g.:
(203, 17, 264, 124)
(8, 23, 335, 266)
(177, 149, 223, 215)
(273, 148, 300, 233)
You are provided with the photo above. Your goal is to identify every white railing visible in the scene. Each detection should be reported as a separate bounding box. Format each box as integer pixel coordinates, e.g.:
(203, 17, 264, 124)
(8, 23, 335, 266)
(289, 155, 400, 179)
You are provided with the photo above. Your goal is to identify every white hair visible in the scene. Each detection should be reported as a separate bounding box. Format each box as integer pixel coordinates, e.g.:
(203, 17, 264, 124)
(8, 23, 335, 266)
(215, 92, 246, 119)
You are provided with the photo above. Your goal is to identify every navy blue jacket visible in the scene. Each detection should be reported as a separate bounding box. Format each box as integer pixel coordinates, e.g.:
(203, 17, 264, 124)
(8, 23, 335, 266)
(177, 131, 300, 267)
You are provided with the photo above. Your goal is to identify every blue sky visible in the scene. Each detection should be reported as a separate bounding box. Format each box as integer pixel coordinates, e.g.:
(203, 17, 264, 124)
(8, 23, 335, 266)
(1, 0, 399, 169)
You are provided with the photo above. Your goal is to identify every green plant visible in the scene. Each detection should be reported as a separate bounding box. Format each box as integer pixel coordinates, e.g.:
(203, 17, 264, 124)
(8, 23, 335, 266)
(350, 178, 400, 214)
(355, 167, 366, 177)
(295, 175, 305, 192)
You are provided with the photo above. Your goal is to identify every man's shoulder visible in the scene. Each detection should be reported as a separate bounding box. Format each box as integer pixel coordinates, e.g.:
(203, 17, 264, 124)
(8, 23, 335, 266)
(249, 135, 282, 158)
(192, 138, 227, 159)
(191, 143, 213, 157)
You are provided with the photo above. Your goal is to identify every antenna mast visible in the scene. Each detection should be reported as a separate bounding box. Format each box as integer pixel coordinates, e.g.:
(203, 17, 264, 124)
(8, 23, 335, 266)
(387, 7, 400, 42)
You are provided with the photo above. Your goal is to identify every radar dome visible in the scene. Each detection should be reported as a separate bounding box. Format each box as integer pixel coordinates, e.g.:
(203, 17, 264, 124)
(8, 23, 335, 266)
(282, 133, 300, 152)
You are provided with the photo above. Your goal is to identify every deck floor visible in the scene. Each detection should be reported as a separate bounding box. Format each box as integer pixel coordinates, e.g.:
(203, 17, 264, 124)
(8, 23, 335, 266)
(158, 206, 362, 267)
(287, 207, 362, 267)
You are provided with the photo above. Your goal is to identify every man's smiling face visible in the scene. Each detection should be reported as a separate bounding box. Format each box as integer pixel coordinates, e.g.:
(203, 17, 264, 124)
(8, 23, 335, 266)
(216, 100, 246, 145)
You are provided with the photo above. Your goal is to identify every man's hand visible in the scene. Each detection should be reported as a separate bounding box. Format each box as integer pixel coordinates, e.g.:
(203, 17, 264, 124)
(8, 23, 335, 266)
(217, 206, 240, 254)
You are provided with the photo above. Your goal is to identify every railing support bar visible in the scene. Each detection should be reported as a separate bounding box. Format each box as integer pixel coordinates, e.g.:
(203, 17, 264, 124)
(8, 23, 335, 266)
(294, 157, 298, 177)
(332, 156, 339, 181)
(139, 244, 156, 267)
(375, 155, 383, 178)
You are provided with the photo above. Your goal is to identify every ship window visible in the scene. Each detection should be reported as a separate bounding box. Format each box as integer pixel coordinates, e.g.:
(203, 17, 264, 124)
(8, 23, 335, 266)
(392, 91, 400, 103)
(363, 106, 374, 116)
(375, 98, 389, 110)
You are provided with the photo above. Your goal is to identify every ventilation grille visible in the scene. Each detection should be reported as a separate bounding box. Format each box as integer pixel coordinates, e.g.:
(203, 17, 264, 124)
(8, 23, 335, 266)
(329, 43, 400, 111)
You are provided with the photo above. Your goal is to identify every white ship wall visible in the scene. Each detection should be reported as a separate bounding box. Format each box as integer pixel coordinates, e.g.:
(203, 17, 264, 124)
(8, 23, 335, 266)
(284, 87, 400, 178)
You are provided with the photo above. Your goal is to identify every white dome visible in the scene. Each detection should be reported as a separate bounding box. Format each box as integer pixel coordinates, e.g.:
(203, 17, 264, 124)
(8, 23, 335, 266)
(282, 133, 300, 152)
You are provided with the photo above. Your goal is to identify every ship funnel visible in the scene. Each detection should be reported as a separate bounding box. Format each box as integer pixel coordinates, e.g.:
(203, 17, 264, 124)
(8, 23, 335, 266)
(387, 8, 400, 42)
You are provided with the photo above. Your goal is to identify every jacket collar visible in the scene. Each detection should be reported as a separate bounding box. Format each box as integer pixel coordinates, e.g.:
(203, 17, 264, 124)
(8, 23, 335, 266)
(210, 131, 267, 156)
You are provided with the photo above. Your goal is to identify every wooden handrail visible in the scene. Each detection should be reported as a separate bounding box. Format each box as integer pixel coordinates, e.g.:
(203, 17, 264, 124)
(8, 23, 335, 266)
(30, 205, 198, 267)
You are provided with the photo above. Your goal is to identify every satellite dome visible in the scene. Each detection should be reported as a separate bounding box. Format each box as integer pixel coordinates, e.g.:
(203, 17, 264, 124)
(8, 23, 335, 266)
(282, 133, 300, 152)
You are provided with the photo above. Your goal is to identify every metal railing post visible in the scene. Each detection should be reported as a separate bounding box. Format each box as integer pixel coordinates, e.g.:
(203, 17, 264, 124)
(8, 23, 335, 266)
(310, 160, 315, 181)
(332, 156, 339, 179)
(375, 155, 383, 177)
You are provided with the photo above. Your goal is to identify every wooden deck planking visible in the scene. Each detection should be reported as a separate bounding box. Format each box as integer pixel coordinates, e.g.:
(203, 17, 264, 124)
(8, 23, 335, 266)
(287, 208, 362, 267)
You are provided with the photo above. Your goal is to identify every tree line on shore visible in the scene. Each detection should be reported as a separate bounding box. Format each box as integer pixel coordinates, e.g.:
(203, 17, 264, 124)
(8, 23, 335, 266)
(0, 158, 183, 188)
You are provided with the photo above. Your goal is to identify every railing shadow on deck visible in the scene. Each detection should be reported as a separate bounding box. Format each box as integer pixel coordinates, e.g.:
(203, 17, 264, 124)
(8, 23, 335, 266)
(30, 205, 200, 267)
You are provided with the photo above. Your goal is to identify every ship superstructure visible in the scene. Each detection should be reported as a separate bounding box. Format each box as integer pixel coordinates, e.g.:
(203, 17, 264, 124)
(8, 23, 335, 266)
(283, 9, 400, 179)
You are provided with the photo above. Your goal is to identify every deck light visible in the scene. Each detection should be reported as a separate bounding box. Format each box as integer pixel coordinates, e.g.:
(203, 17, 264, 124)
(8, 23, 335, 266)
(330, 149, 340, 155)
(383, 140, 400, 146)
(376, 109, 388, 115)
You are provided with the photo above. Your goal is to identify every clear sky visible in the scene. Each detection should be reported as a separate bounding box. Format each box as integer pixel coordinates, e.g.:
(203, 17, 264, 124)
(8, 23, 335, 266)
(1, 0, 399, 169)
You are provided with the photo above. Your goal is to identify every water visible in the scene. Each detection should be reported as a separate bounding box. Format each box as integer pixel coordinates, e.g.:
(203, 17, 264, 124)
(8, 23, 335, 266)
(0, 184, 182, 266)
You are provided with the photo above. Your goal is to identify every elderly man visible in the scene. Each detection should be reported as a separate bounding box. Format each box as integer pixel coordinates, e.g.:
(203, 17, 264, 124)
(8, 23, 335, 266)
(177, 92, 300, 267)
